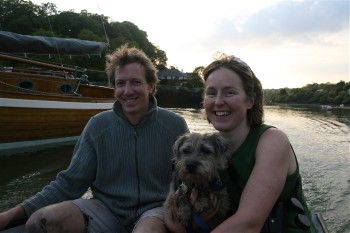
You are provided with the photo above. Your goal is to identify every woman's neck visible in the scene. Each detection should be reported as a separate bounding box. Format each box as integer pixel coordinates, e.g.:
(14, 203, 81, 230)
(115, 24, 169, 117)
(220, 123, 251, 154)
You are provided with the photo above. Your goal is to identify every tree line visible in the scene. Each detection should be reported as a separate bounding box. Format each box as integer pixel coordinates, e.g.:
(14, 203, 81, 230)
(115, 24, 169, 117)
(264, 81, 350, 106)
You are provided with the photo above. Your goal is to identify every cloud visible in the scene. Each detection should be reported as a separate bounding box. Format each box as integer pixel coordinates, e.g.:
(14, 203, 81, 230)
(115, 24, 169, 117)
(205, 0, 349, 47)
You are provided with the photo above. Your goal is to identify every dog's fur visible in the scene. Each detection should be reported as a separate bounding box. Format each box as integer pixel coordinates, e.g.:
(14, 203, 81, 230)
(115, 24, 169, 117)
(164, 132, 230, 231)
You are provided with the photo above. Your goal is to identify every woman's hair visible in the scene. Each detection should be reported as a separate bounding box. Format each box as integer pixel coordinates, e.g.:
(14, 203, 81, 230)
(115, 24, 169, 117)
(105, 44, 159, 96)
(202, 53, 264, 126)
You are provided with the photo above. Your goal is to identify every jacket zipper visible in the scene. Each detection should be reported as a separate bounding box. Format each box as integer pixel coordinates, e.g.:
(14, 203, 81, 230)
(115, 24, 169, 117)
(133, 128, 141, 220)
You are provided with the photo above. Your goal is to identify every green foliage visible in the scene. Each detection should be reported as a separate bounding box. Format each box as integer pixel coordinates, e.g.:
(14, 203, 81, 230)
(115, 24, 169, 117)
(184, 73, 204, 89)
(264, 81, 350, 106)
(0, 0, 168, 82)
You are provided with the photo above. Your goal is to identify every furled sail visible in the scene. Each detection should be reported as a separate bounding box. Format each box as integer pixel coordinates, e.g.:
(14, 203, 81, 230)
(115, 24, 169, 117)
(0, 31, 108, 55)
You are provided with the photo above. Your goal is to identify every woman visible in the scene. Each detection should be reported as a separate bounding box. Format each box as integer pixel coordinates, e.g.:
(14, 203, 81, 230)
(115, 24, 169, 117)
(202, 54, 316, 232)
(164, 54, 317, 233)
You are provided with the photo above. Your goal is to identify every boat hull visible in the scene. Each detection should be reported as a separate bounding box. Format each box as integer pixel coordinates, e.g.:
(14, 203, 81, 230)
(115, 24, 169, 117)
(0, 61, 115, 155)
(0, 98, 114, 155)
(0, 213, 329, 233)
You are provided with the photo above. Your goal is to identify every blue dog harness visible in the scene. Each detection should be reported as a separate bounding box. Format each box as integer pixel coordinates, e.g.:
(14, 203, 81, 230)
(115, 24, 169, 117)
(185, 178, 225, 233)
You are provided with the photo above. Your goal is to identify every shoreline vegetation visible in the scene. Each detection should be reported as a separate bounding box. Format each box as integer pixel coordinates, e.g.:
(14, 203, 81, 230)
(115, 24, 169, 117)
(152, 84, 350, 109)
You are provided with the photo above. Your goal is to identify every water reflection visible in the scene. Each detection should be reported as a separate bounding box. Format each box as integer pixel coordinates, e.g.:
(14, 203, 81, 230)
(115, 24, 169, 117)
(0, 106, 349, 232)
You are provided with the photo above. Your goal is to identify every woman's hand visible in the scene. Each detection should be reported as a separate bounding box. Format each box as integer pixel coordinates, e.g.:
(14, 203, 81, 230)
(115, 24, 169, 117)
(164, 191, 187, 233)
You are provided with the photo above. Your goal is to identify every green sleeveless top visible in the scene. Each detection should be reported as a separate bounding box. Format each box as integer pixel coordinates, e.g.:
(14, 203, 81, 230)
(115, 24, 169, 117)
(223, 124, 317, 233)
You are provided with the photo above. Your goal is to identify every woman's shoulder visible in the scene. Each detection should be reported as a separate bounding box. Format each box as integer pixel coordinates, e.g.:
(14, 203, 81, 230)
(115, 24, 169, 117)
(253, 124, 291, 156)
(261, 125, 289, 141)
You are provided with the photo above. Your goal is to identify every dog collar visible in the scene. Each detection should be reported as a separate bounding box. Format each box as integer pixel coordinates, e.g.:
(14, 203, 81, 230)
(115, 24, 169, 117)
(178, 178, 225, 194)
(209, 178, 225, 192)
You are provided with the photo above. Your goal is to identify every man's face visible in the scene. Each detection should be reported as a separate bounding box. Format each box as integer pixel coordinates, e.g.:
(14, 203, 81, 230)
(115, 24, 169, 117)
(114, 62, 154, 124)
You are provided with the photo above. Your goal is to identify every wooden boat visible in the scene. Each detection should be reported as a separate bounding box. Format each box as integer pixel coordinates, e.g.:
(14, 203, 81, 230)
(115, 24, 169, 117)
(0, 212, 329, 233)
(0, 31, 115, 156)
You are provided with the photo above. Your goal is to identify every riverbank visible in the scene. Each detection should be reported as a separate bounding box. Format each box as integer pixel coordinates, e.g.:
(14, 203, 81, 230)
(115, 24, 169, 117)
(267, 102, 350, 110)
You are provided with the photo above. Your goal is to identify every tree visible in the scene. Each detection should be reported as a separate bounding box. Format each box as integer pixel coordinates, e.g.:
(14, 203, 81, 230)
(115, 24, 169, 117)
(0, 0, 41, 33)
(193, 66, 204, 79)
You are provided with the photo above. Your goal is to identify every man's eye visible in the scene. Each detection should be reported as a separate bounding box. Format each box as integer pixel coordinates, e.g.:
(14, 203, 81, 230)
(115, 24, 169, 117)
(205, 91, 216, 96)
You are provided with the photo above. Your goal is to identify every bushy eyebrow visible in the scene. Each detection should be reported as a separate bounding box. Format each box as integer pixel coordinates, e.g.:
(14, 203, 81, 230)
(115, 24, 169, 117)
(205, 86, 238, 91)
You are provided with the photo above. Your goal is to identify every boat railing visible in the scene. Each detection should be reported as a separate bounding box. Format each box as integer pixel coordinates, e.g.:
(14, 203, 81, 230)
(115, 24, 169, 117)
(1, 66, 71, 78)
(0, 53, 76, 72)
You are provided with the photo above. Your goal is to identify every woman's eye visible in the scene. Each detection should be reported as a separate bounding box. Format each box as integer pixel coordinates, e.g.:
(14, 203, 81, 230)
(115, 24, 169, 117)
(225, 90, 236, 96)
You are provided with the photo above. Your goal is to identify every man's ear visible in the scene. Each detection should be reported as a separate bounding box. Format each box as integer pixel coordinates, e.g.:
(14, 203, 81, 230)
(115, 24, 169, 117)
(149, 83, 155, 94)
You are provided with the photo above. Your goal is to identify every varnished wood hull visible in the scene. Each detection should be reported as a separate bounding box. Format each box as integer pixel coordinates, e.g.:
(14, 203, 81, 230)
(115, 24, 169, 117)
(0, 101, 113, 143)
(0, 63, 115, 155)
(0, 97, 114, 155)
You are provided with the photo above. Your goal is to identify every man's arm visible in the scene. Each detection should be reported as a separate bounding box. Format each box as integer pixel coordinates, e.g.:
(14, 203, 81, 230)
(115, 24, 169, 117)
(0, 205, 27, 230)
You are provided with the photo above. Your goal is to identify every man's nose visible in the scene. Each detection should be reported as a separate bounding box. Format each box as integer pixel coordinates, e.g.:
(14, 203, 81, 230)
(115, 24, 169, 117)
(124, 83, 133, 94)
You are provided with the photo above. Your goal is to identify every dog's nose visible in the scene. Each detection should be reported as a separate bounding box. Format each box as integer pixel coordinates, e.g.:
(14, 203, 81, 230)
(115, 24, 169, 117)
(186, 162, 197, 173)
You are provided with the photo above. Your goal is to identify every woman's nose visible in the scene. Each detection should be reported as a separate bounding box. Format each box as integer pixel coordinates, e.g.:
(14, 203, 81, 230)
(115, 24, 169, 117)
(215, 93, 224, 105)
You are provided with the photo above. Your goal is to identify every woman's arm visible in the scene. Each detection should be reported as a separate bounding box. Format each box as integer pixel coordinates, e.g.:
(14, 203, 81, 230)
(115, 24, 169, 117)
(213, 128, 295, 233)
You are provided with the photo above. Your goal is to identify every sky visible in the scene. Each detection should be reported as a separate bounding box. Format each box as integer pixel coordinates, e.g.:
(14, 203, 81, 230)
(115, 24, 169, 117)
(30, 0, 349, 89)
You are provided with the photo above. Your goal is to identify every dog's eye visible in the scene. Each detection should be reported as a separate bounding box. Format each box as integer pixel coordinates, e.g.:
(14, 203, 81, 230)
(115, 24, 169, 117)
(200, 146, 212, 155)
(182, 147, 192, 154)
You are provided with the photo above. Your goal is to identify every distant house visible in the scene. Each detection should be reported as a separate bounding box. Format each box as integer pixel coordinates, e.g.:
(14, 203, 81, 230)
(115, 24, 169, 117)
(158, 68, 187, 80)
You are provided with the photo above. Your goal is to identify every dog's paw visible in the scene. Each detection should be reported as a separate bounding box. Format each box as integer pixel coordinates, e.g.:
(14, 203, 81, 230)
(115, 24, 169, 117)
(193, 197, 211, 213)
(177, 206, 192, 226)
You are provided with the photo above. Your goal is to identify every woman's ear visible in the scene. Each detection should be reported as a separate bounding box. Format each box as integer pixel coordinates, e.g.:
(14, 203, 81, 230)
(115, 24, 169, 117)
(247, 95, 255, 109)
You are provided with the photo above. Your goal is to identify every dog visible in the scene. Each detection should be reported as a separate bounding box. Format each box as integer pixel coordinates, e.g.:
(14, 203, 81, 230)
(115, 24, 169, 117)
(164, 132, 230, 232)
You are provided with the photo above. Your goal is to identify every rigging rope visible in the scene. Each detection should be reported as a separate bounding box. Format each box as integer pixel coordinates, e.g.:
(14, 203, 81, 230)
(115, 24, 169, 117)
(46, 15, 64, 68)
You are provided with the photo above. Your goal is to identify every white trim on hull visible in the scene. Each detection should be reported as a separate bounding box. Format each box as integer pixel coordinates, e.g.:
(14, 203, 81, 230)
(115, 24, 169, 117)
(0, 98, 114, 109)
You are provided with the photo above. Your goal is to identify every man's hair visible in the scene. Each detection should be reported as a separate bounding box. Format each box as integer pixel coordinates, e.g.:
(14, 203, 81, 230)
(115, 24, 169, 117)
(106, 44, 159, 96)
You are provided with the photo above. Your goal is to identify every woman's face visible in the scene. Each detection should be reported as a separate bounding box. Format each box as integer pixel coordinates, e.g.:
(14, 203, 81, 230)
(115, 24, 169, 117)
(204, 67, 254, 132)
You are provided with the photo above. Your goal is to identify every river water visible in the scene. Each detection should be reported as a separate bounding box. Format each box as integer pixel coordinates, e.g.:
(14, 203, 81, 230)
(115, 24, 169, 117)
(0, 105, 349, 233)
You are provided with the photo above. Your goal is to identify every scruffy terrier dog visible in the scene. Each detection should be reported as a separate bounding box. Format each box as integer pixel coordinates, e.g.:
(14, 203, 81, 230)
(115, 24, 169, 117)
(164, 132, 230, 232)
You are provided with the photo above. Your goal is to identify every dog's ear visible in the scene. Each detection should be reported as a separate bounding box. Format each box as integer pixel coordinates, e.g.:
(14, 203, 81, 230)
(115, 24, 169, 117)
(173, 133, 190, 157)
(212, 133, 229, 155)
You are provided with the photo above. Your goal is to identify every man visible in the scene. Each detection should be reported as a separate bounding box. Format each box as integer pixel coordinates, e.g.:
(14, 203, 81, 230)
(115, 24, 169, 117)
(0, 45, 189, 233)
